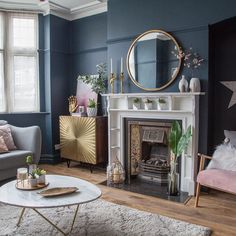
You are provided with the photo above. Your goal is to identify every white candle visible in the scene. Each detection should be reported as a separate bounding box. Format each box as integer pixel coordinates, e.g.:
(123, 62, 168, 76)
(110, 58, 113, 73)
(121, 57, 123, 73)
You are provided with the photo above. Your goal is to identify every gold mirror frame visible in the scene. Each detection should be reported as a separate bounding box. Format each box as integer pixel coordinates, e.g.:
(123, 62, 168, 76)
(126, 29, 182, 91)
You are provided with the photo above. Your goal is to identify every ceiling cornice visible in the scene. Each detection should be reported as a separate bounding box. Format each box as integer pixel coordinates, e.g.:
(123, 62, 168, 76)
(0, 0, 107, 20)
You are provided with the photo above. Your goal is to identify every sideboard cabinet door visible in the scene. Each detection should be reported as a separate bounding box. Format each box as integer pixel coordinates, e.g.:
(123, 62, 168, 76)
(60, 116, 108, 165)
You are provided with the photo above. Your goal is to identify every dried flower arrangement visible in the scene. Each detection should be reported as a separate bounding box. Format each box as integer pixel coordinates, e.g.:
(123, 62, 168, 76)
(183, 48, 204, 69)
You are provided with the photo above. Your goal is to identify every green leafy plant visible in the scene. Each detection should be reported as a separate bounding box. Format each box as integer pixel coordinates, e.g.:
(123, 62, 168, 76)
(26, 155, 33, 165)
(77, 63, 107, 94)
(35, 168, 46, 176)
(144, 98, 152, 103)
(30, 169, 38, 179)
(158, 98, 166, 104)
(168, 121, 192, 162)
(133, 98, 141, 103)
(87, 98, 96, 108)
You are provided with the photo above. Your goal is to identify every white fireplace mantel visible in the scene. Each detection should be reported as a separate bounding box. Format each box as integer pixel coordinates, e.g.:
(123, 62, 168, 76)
(102, 92, 204, 195)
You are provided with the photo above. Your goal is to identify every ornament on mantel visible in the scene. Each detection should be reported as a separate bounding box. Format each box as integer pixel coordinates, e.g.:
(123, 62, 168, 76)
(178, 75, 188, 92)
(221, 81, 236, 109)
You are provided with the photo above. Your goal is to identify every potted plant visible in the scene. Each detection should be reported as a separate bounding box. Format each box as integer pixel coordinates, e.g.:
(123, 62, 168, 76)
(144, 98, 153, 110)
(26, 155, 37, 175)
(29, 169, 38, 187)
(133, 98, 141, 110)
(168, 121, 192, 195)
(157, 97, 168, 110)
(36, 168, 46, 184)
(77, 63, 107, 115)
(87, 98, 97, 117)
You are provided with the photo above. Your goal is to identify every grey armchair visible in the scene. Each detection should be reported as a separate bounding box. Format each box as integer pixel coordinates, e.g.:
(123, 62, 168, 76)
(0, 121, 42, 181)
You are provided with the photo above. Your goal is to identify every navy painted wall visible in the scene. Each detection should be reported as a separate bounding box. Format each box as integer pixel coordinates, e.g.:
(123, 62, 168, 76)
(0, 14, 70, 162)
(69, 13, 107, 95)
(105, 0, 236, 153)
(3, 0, 236, 161)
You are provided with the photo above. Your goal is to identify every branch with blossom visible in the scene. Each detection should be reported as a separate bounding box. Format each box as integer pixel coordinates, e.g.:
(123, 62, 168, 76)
(182, 47, 204, 69)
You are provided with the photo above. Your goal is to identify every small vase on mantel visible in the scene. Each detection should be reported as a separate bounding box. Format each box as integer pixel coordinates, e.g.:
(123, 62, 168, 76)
(189, 77, 201, 92)
(178, 75, 188, 92)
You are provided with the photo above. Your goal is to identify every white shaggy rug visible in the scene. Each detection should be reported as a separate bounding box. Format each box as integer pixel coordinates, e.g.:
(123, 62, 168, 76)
(0, 199, 211, 236)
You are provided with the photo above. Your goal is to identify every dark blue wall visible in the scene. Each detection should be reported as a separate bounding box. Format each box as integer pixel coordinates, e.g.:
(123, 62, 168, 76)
(0, 14, 70, 162)
(3, 0, 236, 160)
(105, 0, 236, 153)
(69, 13, 107, 94)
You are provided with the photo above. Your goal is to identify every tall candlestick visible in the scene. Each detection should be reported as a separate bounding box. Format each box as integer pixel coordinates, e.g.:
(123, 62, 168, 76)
(121, 57, 123, 73)
(110, 58, 113, 73)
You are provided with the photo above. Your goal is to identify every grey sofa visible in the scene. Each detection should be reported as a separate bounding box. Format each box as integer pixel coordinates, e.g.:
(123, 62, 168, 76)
(0, 121, 42, 181)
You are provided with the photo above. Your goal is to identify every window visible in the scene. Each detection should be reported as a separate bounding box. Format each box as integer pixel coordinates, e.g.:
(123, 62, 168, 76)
(0, 12, 39, 113)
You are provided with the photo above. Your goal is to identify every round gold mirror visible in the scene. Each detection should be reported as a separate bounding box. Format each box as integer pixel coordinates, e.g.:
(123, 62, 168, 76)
(126, 30, 182, 91)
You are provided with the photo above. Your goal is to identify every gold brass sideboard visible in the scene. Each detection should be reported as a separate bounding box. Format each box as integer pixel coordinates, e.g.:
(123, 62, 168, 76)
(59, 116, 108, 169)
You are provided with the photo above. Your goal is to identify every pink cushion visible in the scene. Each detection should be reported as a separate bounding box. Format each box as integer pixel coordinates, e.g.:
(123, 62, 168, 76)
(197, 169, 236, 194)
(0, 124, 17, 150)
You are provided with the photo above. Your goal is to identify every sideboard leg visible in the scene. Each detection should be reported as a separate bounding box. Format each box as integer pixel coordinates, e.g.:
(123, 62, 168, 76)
(66, 160, 71, 168)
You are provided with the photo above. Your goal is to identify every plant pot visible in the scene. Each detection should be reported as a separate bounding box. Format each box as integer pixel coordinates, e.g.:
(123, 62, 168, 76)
(168, 162, 179, 196)
(87, 107, 97, 117)
(29, 178, 37, 187)
(158, 102, 168, 111)
(144, 103, 152, 110)
(37, 175, 46, 184)
(133, 103, 141, 110)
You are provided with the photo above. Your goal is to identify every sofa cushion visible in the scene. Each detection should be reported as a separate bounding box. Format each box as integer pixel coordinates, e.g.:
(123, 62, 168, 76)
(0, 120, 8, 126)
(0, 124, 17, 150)
(207, 144, 236, 171)
(197, 169, 236, 194)
(0, 150, 32, 170)
(0, 136, 9, 154)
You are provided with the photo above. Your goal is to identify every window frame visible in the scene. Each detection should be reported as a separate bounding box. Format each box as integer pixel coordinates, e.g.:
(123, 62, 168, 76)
(0, 11, 39, 113)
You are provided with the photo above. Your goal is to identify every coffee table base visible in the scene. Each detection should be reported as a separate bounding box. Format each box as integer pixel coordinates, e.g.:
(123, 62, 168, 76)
(17, 205, 80, 236)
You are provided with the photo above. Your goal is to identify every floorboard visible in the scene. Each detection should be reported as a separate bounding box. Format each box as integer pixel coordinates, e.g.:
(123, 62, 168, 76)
(40, 162, 236, 236)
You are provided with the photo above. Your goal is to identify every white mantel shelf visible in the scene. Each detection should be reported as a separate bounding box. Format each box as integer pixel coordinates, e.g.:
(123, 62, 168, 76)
(104, 92, 204, 196)
(102, 92, 205, 97)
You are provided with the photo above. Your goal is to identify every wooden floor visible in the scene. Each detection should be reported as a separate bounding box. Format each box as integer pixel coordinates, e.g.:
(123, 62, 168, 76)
(40, 162, 236, 236)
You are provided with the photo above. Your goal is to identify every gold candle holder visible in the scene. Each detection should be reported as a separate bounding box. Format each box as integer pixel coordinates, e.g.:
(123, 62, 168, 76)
(120, 72, 124, 94)
(110, 72, 116, 94)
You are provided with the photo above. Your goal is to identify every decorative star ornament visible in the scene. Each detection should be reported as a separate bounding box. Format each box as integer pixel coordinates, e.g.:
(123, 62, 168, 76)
(221, 81, 236, 109)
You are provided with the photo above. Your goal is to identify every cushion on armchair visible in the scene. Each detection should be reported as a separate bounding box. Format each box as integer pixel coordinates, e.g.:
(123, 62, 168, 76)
(207, 144, 236, 171)
(197, 169, 236, 194)
(0, 125, 17, 150)
(0, 136, 9, 154)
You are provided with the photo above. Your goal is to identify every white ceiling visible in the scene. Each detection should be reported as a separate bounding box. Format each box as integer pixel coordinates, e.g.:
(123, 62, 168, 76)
(0, 0, 107, 20)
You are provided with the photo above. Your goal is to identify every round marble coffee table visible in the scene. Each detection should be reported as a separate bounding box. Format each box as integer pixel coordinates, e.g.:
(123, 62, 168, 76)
(0, 175, 101, 235)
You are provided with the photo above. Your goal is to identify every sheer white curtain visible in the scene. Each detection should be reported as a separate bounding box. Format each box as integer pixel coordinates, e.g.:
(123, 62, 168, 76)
(0, 12, 39, 113)
(0, 12, 5, 112)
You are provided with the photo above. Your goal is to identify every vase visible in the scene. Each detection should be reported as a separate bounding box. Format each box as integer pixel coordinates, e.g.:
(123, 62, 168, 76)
(168, 161, 179, 196)
(178, 75, 188, 92)
(87, 107, 97, 117)
(189, 77, 201, 92)
(28, 164, 37, 175)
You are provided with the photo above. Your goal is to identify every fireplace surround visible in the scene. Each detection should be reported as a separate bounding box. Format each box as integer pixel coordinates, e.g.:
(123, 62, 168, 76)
(102, 92, 204, 195)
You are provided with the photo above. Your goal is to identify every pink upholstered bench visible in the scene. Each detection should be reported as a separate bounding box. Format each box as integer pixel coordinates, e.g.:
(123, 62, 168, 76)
(195, 154, 236, 207)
